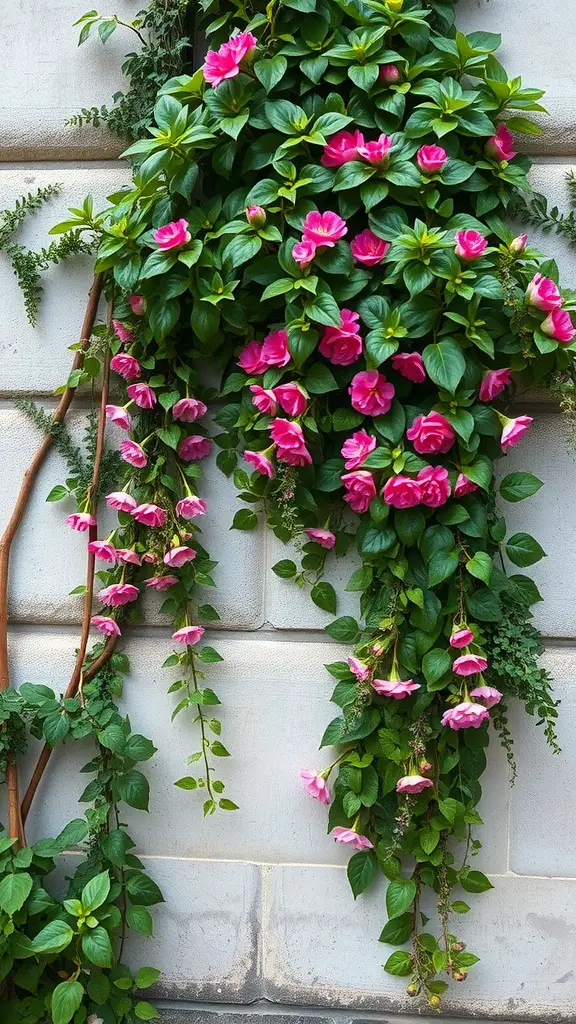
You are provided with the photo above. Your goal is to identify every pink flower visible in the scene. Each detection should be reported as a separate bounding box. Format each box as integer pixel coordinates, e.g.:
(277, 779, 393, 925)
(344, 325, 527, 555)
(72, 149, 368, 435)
(164, 546, 197, 567)
(407, 412, 455, 454)
(250, 384, 278, 415)
(526, 273, 562, 310)
(98, 583, 139, 607)
(178, 435, 213, 461)
(176, 496, 207, 519)
(396, 774, 434, 795)
(116, 548, 142, 565)
(341, 470, 376, 513)
(129, 294, 146, 316)
(65, 512, 96, 532)
(372, 678, 421, 699)
(87, 541, 118, 564)
(112, 320, 135, 344)
(299, 769, 331, 806)
(417, 145, 448, 174)
(131, 503, 167, 527)
(110, 353, 140, 379)
(244, 449, 275, 477)
(154, 218, 191, 250)
(455, 230, 488, 260)
(350, 229, 390, 266)
(270, 418, 307, 453)
(246, 205, 266, 228)
(391, 352, 426, 383)
(321, 129, 365, 168)
(172, 625, 205, 646)
(510, 233, 527, 254)
(105, 405, 132, 431)
(106, 491, 137, 513)
(145, 575, 178, 591)
(304, 528, 336, 549)
(357, 133, 393, 165)
(302, 211, 347, 248)
(347, 656, 371, 681)
(172, 397, 208, 422)
(349, 370, 395, 417)
(202, 32, 257, 88)
(479, 368, 512, 402)
(126, 383, 156, 409)
(238, 340, 267, 375)
(274, 383, 307, 417)
(541, 309, 575, 344)
(261, 329, 291, 368)
(341, 430, 376, 470)
(450, 628, 474, 648)
(485, 123, 516, 162)
(379, 63, 400, 83)
(382, 475, 422, 509)
(224, 31, 258, 63)
(469, 685, 503, 708)
(319, 309, 363, 366)
(500, 415, 533, 452)
(442, 701, 490, 730)
(454, 473, 478, 497)
(417, 465, 451, 508)
(453, 654, 488, 676)
(277, 447, 312, 467)
(120, 440, 148, 468)
(91, 615, 121, 637)
(332, 827, 373, 851)
(292, 238, 317, 267)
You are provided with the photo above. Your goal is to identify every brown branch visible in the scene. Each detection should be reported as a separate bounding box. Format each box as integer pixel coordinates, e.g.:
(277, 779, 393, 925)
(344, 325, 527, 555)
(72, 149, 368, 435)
(0, 273, 103, 843)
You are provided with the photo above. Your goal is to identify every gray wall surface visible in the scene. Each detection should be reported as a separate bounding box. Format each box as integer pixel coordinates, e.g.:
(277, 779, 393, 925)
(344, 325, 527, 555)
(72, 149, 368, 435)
(2, 2, 576, 1021)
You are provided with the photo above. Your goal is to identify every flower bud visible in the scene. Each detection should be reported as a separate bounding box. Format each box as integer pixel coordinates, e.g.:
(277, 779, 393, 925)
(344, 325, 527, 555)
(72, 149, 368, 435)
(406, 983, 419, 997)
(510, 233, 527, 254)
(454, 970, 467, 983)
(387, 0, 403, 9)
(379, 63, 400, 83)
(428, 995, 441, 1009)
(246, 205, 266, 228)
(452, 941, 465, 952)
(420, 760, 433, 775)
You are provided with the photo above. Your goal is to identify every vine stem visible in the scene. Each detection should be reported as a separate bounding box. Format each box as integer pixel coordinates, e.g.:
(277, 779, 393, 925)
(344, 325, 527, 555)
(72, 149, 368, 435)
(0, 274, 103, 843)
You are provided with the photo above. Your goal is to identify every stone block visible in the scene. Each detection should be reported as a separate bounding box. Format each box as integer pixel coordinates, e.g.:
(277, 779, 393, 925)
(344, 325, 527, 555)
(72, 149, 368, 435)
(265, 532, 362, 631)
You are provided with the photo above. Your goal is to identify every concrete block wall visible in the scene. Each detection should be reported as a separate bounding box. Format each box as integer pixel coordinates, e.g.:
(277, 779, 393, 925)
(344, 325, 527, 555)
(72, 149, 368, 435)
(2, 3, 576, 1022)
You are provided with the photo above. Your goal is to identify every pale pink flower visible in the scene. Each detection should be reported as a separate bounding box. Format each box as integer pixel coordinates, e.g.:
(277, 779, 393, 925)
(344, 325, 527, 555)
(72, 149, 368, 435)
(417, 145, 448, 174)
(454, 473, 478, 497)
(105, 404, 132, 430)
(342, 470, 376, 513)
(172, 625, 205, 645)
(178, 435, 213, 461)
(106, 491, 137, 512)
(304, 528, 336, 549)
(250, 384, 278, 415)
(357, 134, 393, 165)
(541, 309, 575, 344)
(91, 615, 121, 637)
(510, 233, 527, 254)
(379, 63, 400, 82)
(442, 701, 490, 730)
(292, 238, 317, 267)
(261, 329, 291, 367)
(246, 205, 266, 227)
(407, 412, 455, 454)
(131, 503, 167, 527)
(176, 496, 207, 519)
(349, 370, 395, 417)
(274, 383, 307, 417)
(126, 383, 156, 409)
(417, 465, 451, 508)
(396, 774, 434, 795)
(129, 294, 146, 316)
(172, 397, 208, 422)
(341, 430, 376, 470)
(154, 218, 191, 250)
(347, 656, 371, 681)
(469, 685, 503, 708)
(350, 229, 390, 266)
(382, 475, 422, 509)
(321, 129, 365, 168)
(65, 512, 96, 532)
(244, 449, 275, 477)
(301, 211, 347, 248)
(319, 309, 363, 366)
(145, 575, 178, 591)
(120, 440, 148, 468)
(526, 274, 562, 310)
(453, 654, 488, 676)
(116, 548, 142, 565)
(500, 415, 533, 452)
(455, 230, 488, 260)
(112, 320, 135, 344)
(372, 678, 421, 698)
(485, 123, 516, 162)
(391, 352, 426, 383)
(299, 769, 331, 805)
(110, 353, 140, 379)
(332, 827, 373, 850)
(98, 583, 139, 607)
(450, 628, 474, 648)
(87, 541, 118, 564)
(164, 546, 197, 567)
(238, 340, 267, 374)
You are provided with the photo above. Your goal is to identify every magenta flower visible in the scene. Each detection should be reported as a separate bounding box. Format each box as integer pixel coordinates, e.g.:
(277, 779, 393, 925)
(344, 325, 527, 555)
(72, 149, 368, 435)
(238, 340, 267, 374)
(342, 470, 377, 513)
(246, 204, 266, 227)
(105, 405, 132, 431)
(379, 63, 400, 82)
(87, 541, 118, 565)
(321, 129, 365, 168)
(106, 491, 137, 512)
(145, 575, 178, 591)
(250, 384, 278, 416)
(129, 294, 146, 316)
(203, 31, 257, 88)
(91, 615, 121, 637)
(319, 309, 363, 366)
(299, 769, 331, 806)
(372, 678, 421, 699)
(453, 653, 488, 676)
(304, 528, 336, 549)
(350, 229, 390, 266)
(112, 320, 135, 344)
(274, 383, 307, 417)
(347, 656, 371, 681)
(485, 123, 516, 162)
(397, 774, 434, 795)
(153, 218, 191, 250)
(244, 449, 275, 477)
(172, 397, 208, 422)
(455, 230, 488, 260)
(391, 351, 426, 383)
(178, 435, 213, 461)
(277, 447, 312, 467)
(479, 368, 512, 402)
(541, 309, 575, 344)
(301, 210, 347, 248)
(442, 701, 490, 730)
(120, 440, 148, 468)
(269, 419, 310, 466)
(292, 237, 317, 267)
(526, 273, 562, 310)
(357, 133, 393, 165)
(98, 583, 139, 607)
(176, 496, 207, 519)
(500, 414, 533, 452)
(127, 383, 156, 409)
(510, 233, 527, 253)
(110, 353, 140, 380)
(116, 548, 142, 566)
(341, 429, 376, 470)
(131, 503, 167, 527)
(454, 473, 478, 498)
(382, 475, 422, 509)
(417, 145, 448, 174)
(450, 628, 474, 648)
(65, 512, 96, 532)
(172, 625, 205, 646)
(417, 465, 451, 508)
(349, 370, 395, 417)
(164, 546, 197, 567)
(470, 685, 503, 708)
(261, 329, 291, 367)
(407, 412, 455, 455)
(332, 827, 373, 851)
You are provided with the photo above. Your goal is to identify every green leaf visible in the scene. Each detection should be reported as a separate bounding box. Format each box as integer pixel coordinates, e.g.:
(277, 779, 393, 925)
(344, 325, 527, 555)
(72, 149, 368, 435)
(325, 616, 358, 641)
(347, 850, 376, 898)
(254, 55, 288, 92)
(422, 339, 466, 392)
(506, 533, 546, 567)
(51, 980, 84, 1024)
(428, 549, 459, 587)
(46, 485, 68, 502)
(271, 559, 297, 579)
(305, 362, 338, 394)
(126, 872, 164, 907)
(81, 870, 111, 912)
(135, 1002, 160, 1021)
(422, 648, 451, 685)
(466, 588, 501, 622)
(32, 920, 74, 954)
(500, 472, 543, 502)
(0, 873, 33, 916)
(126, 904, 154, 935)
(466, 551, 492, 585)
(222, 234, 262, 268)
(395, 507, 425, 546)
(384, 950, 412, 976)
(316, 458, 345, 492)
(117, 769, 150, 811)
(81, 925, 113, 967)
(87, 974, 110, 1004)
(420, 825, 440, 854)
(231, 509, 258, 530)
(378, 912, 413, 945)
(452, 900, 471, 914)
(311, 582, 337, 614)
(124, 734, 157, 762)
(460, 869, 494, 893)
(136, 967, 161, 989)
(386, 877, 417, 919)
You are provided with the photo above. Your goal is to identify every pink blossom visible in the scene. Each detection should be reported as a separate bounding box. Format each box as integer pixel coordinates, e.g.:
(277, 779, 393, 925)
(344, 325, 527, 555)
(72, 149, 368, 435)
(453, 654, 488, 676)
(142, 553, 159, 564)
(407, 412, 455, 454)
(131, 503, 167, 527)
(65, 512, 96, 532)
(106, 491, 137, 513)
(332, 827, 373, 851)
(382, 475, 422, 509)
(176, 496, 207, 519)
(87, 541, 118, 565)
(479, 368, 512, 402)
(299, 769, 331, 805)
(110, 353, 140, 380)
(98, 583, 139, 607)
(292, 237, 317, 267)
(270, 418, 308, 453)
(485, 123, 516, 162)
(172, 397, 208, 422)
(510, 233, 527, 254)
(347, 656, 371, 681)
(541, 309, 576, 344)
(277, 446, 312, 467)
(372, 678, 421, 699)
(203, 32, 257, 88)
(238, 340, 267, 374)
(321, 129, 365, 168)
(172, 625, 205, 646)
(341, 470, 376, 513)
(341, 430, 376, 470)
(350, 229, 390, 266)
(442, 701, 490, 730)
(301, 211, 347, 248)
(304, 528, 336, 549)
(244, 449, 275, 477)
(154, 218, 191, 250)
(319, 309, 363, 365)
(126, 383, 156, 409)
(357, 133, 393, 165)
(450, 628, 474, 648)
(526, 273, 562, 310)
(349, 370, 395, 417)
(274, 383, 307, 417)
(455, 230, 488, 260)
(105, 404, 132, 431)
(250, 384, 278, 415)
(454, 473, 478, 497)
(379, 63, 400, 82)
(117, 548, 142, 566)
(145, 575, 178, 591)
(129, 294, 146, 316)
(417, 465, 451, 508)
(391, 351, 426, 383)
(417, 145, 448, 174)
(178, 435, 213, 461)
(112, 320, 135, 344)
(91, 615, 121, 637)
(500, 415, 533, 452)
(469, 685, 503, 708)
(246, 205, 266, 227)
(164, 546, 197, 567)
(120, 440, 148, 468)
(396, 774, 434, 795)
(224, 31, 258, 63)
(261, 329, 291, 368)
